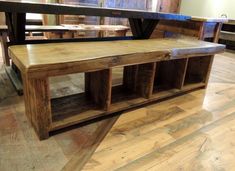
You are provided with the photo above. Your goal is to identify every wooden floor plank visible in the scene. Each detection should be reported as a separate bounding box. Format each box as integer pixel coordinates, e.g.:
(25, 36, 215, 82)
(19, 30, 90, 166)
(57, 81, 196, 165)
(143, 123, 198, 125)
(117, 112, 235, 171)
(82, 99, 235, 170)
(62, 115, 120, 171)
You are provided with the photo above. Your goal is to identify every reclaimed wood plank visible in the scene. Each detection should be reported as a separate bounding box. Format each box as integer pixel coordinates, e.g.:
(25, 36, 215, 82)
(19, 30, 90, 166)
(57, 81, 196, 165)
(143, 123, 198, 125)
(22, 75, 52, 140)
(9, 38, 224, 78)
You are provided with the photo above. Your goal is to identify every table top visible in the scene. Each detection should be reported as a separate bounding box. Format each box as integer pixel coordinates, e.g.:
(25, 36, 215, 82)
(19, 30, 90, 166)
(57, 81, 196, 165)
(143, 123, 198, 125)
(0, 0, 190, 21)
(191, 16, 228, 23)
(9, 38, 225, 78)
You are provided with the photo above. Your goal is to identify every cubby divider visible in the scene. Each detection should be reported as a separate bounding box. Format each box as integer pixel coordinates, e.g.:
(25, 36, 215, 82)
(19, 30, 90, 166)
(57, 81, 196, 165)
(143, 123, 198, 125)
(135, 63, 156, 98)
(85, 69, 112, 110)
(122, 65, 139, 93)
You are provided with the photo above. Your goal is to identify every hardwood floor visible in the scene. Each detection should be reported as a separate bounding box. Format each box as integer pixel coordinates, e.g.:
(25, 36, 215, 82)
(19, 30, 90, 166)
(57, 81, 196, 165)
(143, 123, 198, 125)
(1, 50, 235, 171)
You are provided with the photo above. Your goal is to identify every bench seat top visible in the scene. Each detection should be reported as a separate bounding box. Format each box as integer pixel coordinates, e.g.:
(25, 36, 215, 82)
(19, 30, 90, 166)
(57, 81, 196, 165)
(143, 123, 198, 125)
(0, 24, 129, 32)
(0, 25, 69, 32)
(61, 24, 129, 31)
(9, 38, 225, 78)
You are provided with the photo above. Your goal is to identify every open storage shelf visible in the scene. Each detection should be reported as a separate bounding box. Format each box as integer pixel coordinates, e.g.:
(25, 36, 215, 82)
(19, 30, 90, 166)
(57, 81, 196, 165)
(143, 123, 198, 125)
(184, 56, 212, 87)
(153, 59, 187, 93)
(111, 63, 156, 105)
(51, 93, 104, 122)
(111, 65, 140, 104)
(111, 85, 141, 104)
(50, 69, 111, 130)
(50, 56, 213, 131)
(111, 66, 142, 105)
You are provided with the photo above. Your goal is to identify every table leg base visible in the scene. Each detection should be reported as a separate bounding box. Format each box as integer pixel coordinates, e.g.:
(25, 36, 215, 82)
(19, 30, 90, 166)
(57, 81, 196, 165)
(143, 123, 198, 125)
(5, 66, 23, 96)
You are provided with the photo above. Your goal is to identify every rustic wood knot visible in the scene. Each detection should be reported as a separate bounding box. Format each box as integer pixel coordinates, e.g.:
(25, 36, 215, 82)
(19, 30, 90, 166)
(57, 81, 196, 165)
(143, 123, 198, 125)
(112, 56, 121, 64)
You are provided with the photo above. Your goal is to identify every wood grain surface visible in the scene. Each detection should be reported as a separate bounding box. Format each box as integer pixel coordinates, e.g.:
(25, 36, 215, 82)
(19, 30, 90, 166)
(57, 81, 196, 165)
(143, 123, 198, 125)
(9, 38, 224, 78)
(0, 24, 129, 32)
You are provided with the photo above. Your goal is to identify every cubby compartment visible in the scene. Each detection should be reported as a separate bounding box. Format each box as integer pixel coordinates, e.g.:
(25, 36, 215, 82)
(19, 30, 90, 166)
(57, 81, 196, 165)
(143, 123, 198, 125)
(184, 56, 212, 87)
(50, 69, 111, 124)
(153, 59, 187, 93)
(49, 57, 213, 131)
(49, 73, 85, 98)
(111, 63, 156, 105)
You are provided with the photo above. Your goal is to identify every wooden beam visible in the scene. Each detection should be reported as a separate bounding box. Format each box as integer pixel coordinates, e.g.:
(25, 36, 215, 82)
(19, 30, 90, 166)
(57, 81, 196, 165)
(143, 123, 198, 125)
(136, 62, 156, 98)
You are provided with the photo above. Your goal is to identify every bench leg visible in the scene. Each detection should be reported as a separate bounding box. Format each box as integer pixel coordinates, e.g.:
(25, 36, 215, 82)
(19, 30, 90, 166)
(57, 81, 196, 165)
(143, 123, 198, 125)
(22, 75, 52, 140)
(0, 32, 10, 66)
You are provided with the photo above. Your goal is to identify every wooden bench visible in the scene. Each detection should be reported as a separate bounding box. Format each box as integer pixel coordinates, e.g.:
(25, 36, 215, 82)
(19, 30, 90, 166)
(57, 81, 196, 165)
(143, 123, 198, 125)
(8, 38, 225, 140)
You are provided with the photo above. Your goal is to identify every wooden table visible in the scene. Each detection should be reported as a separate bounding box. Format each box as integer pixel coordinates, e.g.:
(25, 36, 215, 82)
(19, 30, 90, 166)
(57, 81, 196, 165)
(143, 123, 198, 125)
(9, 38, 224, 139)
(153, 16, 228, 42)
(0, 0, 190, 95)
